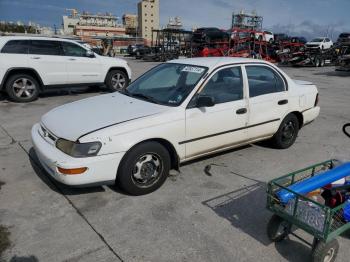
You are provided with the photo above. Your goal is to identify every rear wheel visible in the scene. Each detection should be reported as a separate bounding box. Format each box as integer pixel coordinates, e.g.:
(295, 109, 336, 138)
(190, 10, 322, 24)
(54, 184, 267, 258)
(116, 142, 171, 195)
(311, 239, 339, 262)
(105, 70, 129, 92)
(5, 74, 39, 102)
(271, 114, 300, 149)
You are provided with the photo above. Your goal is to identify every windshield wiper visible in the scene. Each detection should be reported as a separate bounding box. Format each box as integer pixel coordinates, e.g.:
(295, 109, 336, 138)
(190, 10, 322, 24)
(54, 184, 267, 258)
(130, 93, 160, 104)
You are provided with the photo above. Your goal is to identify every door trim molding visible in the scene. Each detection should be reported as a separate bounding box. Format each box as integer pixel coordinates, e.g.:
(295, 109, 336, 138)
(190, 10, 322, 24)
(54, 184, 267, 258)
(179, 118, 280, 145)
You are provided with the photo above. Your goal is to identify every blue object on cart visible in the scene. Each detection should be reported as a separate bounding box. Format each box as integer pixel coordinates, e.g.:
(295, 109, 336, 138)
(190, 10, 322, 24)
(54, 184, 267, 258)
(344, 201, 350, 222)
(277, 162, 350, 204)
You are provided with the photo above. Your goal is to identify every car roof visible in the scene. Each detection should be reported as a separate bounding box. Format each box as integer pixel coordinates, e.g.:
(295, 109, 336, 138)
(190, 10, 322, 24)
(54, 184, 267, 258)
(0, 35, 81, 44)
(168, 57, 270, 69)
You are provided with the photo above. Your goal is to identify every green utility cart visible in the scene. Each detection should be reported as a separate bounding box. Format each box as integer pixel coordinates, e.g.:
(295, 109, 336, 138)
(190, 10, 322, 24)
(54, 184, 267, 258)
(266, 159, 350, 262)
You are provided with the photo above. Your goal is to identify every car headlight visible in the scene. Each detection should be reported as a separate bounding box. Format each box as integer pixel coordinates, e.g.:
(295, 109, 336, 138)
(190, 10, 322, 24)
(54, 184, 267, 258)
(56, 139, 102, 157)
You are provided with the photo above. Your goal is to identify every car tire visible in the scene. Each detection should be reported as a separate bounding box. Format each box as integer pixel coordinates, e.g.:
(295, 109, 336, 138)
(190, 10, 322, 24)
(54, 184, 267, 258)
(311, 239, 339, 262)
(105, 70, 129, 92)
(267, 215, 290, 242)
(271, 114, 300, 149)
(116, 141, 171, 195)
(5, 74, 40, 103)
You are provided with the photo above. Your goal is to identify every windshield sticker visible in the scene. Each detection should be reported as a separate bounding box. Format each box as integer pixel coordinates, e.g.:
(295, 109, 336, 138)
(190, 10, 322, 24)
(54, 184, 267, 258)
(182, 66, 205, 74)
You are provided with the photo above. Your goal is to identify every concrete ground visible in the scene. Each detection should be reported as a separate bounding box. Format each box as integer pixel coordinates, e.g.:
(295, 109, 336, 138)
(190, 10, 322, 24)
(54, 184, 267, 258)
(0, 57, 350, 262)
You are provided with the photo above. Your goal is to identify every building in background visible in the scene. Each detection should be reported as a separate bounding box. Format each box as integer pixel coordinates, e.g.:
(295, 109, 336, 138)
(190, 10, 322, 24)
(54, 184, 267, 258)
(62, 9, 126, 37)
(62, 9, 79, 35)
(166, 17, 182, 30)
(123, 14, 138, 36)
(137, 0, 160, 41)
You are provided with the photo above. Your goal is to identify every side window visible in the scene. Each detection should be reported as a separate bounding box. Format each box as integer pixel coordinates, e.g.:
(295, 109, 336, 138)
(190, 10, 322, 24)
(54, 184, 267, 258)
(1, 40, 30, 54)
(200, 67, 243, 104)
(246, 66, 285, 98)
(326, 38, 330, 42)
(29, 40, 62, 55)
(61, 42, 87, 57)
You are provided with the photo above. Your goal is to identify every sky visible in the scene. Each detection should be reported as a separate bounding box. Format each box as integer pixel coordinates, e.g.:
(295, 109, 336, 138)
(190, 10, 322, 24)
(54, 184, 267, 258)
(0, 0, 349, 40)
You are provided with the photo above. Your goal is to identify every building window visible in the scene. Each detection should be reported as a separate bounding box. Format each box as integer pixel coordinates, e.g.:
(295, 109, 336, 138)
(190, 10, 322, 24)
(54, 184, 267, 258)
(145, 19, 147, 22)
(151, 14, 153, 16)
(151, 20, 153, 23)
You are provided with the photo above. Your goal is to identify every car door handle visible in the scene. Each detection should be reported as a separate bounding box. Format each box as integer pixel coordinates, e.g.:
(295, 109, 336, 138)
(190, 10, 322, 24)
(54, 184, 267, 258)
(236, 108, 247, 114)
(68, 58, 76, 61)
(278, 99, 288, 105)
(31, 56, 41, 59)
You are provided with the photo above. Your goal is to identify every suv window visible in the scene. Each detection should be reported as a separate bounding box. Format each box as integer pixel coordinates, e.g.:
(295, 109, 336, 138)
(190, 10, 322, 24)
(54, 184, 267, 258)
(246, 66, 285, 97)
(61, 42, 87, 57)
(1, 40, 31, 54)
(200, 67, 243, 104)
(29, 40, 62, 55)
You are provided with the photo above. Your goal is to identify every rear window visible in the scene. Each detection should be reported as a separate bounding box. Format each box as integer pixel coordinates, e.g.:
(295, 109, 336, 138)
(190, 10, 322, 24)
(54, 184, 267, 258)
(29, 40, 62, 56)
(1, 40, 30, 54)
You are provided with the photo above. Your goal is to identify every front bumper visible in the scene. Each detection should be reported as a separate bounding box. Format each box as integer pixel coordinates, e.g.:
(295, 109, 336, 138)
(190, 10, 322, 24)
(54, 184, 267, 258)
(302, 106, 320, 125)
(31, 123, 125, 186)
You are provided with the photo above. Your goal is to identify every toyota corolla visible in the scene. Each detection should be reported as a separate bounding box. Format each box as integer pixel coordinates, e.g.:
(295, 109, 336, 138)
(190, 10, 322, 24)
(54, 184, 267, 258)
(31, 57, 320, 195)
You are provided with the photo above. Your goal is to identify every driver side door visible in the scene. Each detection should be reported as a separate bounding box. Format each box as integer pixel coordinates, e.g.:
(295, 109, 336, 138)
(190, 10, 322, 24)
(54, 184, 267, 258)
(184, 66, 249, 159)
(61, 42, 102, 84)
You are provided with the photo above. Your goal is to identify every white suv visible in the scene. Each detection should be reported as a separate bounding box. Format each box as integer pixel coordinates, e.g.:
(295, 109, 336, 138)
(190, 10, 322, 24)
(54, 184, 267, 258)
(0, 36, 132, 102)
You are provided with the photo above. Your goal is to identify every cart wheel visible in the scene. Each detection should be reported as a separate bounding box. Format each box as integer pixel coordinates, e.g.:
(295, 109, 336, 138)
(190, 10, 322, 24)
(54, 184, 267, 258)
(311, 239, 339, 262)
(267, 215, 290, 242)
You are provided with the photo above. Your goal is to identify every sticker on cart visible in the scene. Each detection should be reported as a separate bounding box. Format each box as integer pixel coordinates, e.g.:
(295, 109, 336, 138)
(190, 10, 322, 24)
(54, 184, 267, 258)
(182, 66, 205, 74)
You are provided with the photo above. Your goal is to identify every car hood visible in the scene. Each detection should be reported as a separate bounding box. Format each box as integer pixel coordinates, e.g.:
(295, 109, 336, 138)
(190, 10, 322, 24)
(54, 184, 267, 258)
(41, 93, 168, 141)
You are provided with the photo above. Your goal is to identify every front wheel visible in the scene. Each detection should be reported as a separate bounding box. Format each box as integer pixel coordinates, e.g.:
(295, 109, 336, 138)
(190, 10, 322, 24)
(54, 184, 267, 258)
(270, 114, 300, 149)
(105, 70, 129, 92)
(311, 239, 339, 262)
(116, 142, 171, 195)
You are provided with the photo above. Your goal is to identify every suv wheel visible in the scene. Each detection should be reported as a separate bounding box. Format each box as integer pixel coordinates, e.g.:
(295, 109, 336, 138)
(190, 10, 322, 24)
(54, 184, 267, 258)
(105, 70, 129, 92)
(5, 74, 39, 102)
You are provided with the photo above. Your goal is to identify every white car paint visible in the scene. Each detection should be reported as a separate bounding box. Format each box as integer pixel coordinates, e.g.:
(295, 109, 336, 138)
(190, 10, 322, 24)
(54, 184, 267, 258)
(306, 37, 333, 50)
(0, 36, 132, 87)
(31, 57, 320, 186)
(255, 31, 274, 43)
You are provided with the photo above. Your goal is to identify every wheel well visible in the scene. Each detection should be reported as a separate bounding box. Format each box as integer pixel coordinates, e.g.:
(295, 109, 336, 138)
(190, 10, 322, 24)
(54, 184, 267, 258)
(105, 67, 129, 83)
(125, 138, 180, 171)
(2, 68, 43, 91)
(290, 111, 304, 129)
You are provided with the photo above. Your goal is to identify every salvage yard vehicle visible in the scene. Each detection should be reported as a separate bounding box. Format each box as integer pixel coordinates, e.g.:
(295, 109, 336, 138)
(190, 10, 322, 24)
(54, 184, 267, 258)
(0, 36, 132, 102)
(306, 37, 333, 50)
(32, 57, 320, 195)
(192, 27, 230, 43)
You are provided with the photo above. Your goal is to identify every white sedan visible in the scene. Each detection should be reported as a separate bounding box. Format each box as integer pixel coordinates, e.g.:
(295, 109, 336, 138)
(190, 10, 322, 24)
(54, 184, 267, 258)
(32, 57, 320, 195)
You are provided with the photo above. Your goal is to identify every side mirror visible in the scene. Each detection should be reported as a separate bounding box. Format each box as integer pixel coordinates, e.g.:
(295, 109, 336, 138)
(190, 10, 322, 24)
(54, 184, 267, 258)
(86, 50, 95, 58)
(196, 95, 215, 108)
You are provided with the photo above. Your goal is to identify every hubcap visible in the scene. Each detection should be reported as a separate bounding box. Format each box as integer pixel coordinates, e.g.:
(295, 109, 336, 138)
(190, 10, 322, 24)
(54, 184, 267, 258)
(282, 121, 295, 142)
(131, 154, 162, 187)
(12, 78, 36, 98)
(324, 248, 335, 262)
(111, 73, 126, 90)
(276, 221, 289, 237)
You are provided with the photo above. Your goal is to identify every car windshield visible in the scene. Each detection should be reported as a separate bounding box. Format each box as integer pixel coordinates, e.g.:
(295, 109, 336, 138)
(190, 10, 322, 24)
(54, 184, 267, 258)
(124, 63, 208, 107)
(311, 38, 323, 42)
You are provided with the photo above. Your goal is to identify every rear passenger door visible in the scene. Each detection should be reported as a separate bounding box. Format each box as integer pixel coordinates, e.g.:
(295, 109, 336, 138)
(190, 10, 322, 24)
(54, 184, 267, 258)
(184, 66, 248, 158)
(244, 65, 288, 140)
(29, 40, 67, 85)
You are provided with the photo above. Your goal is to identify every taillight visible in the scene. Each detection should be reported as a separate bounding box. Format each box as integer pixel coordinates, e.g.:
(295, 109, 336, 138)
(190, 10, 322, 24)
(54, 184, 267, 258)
(315, 93, 319, 106)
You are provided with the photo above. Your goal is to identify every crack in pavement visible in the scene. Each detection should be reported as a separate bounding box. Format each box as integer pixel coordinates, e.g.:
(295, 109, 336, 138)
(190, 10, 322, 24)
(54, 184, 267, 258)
(0, 125, 125, 262)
